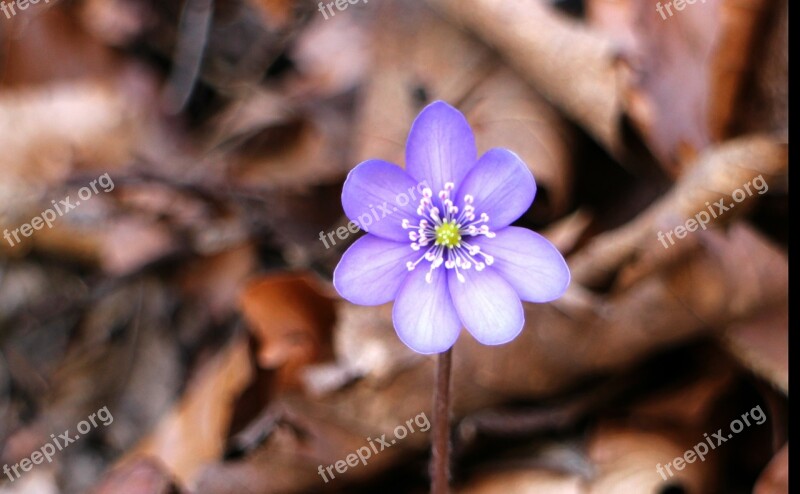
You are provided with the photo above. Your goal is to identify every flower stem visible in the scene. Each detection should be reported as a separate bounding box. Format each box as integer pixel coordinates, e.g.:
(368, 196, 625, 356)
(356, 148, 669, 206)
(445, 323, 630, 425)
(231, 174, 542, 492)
(430, 347, 452, 494)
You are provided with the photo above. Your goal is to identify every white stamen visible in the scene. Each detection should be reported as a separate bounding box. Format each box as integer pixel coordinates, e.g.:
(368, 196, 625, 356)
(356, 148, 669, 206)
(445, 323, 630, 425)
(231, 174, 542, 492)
(403, 187, 498, 284)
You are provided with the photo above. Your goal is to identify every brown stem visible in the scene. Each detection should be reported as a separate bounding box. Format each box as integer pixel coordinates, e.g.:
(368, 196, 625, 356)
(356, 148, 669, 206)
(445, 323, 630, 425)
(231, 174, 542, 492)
(430, 347, 453, 494)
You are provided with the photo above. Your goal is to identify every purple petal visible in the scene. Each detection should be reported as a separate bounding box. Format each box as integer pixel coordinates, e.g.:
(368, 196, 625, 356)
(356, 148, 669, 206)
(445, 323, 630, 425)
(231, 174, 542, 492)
(333, 235, 417, 305)
(472, 227, 570, 302)
(448, 268, 524, 346)
(342, 160, 423, 242)
(456, 148, 536, 229)
(405, 101, 477, 195)
(392, 266, 461, 354)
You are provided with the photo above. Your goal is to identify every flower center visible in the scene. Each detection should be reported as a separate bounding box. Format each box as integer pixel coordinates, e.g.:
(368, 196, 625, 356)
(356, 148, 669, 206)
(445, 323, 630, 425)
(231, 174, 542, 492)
(401, 182, 495, 283)
(435, 221, 461, 248)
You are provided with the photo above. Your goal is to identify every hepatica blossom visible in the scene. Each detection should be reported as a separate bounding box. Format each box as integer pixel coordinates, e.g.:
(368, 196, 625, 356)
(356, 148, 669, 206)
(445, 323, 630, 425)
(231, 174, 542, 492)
(334, 101, 570, 354)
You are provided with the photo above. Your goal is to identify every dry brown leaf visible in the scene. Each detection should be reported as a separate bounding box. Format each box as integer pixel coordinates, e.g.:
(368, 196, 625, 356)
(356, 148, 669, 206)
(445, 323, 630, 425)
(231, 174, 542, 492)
(353, 1, 574, 219)
(587, 424, 716, 493)
(0, 0, 786, 492)
(22, 214, 178, 276)
(353, 0, 495, 167)
(460, 469, 583, 494)
(0, 470, 59, 494)
(91, 458, 183, 494)
(464, 67, 575, 218)
(211, 90, 353, 189)
(124, 335, 254, 488)
(587, 0, 773, 171)
(568, 135, 787, 288)
(0, 82, 143, 212)
(288, 14, 371, 97)
(79, 0, 151, 46)
(175, 216, 786, 493)
(720, 304, 788, 394)
(248, 0, 298, 28)
(177, 243, 259, 322)
(753, 442, 788, 494)
(629, 352, 738, 427)
(0, 4, 122, 87)
(302, 302, 421, 396)
(425, 0, 623, 157)
(238, 272, 335, 390)
(737, 0, 787, 135)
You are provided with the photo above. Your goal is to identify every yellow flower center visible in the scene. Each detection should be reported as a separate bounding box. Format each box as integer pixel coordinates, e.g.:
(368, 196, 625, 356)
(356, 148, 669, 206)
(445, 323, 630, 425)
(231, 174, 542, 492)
(435, 221, 461, 248)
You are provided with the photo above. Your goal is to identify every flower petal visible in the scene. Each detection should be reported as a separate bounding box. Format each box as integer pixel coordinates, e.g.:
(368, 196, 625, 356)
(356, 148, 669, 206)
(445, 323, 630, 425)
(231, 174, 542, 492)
(342, 160, 424, 242)
(333, 235, 417, 305)
(456, 148, 536, 229)
(405, 101, 477, 195)
(472, 227, 570, 302)
(448, 268, 524, 346)
(392, 266, 462, 354)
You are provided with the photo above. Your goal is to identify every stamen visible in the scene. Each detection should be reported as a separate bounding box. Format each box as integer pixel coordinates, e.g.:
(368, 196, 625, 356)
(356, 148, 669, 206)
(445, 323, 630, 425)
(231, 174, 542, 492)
(406, 186, 497, 283)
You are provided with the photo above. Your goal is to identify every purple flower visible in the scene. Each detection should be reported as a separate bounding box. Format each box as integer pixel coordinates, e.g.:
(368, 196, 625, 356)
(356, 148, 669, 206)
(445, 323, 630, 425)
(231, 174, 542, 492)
(333, 101, 570, 354)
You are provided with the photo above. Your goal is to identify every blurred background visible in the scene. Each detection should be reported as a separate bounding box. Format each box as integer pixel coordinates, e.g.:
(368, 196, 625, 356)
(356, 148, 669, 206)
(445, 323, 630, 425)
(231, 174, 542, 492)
(0, 0, 788, 492)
